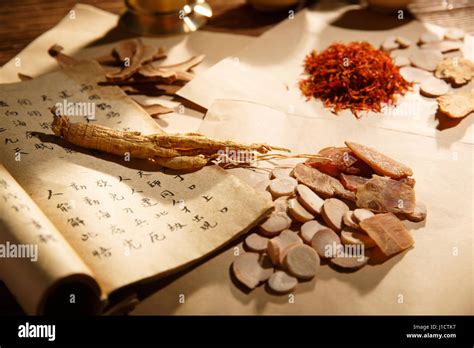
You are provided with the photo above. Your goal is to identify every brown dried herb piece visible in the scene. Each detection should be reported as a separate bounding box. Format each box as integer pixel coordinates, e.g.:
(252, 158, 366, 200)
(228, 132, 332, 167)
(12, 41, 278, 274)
(306, 147, 373, 177)
(437, 90, 474, 118)
(232, 253, 274, 290)
(345, 141, 413, 179)
(359, 213, 414, 257)
(356, 175, 416, 214)
(340, 173, 369, 192)
(107, 39, 159, 82)
(293, 163, 356, 201)
(435, 57, 474, 86)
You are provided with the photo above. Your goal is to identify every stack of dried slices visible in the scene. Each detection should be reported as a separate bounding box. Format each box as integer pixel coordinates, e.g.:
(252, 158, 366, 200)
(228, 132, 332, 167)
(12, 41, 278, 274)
(386, 29, 474, 119)
(232, 142, 426, 294)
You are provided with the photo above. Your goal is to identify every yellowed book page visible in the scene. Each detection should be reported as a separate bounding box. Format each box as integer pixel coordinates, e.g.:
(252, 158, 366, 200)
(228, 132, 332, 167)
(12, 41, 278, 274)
(0, 61, 273, 297)
(132, 99, 472, 315)
(0, 164, 101, 314)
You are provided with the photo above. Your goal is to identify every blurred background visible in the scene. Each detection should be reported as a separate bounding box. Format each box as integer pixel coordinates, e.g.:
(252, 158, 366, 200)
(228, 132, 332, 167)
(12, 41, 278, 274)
(1, 0, 473, 65)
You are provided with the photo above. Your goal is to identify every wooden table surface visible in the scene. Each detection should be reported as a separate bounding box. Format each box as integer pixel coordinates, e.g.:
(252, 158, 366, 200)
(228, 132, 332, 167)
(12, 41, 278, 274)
(0, 0, 299, 66)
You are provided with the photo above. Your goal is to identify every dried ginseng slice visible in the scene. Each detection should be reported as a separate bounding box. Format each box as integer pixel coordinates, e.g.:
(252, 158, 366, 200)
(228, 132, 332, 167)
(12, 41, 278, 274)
(419, 32, 441, 44)
(396, 36, 411, 48)
(399, 66, 432, 83)
(359, 213, 414, 257)
(437, 90, 474, 118)
(269, 177, 298, 198)
(271, 167, 293, 179)
(345, 141, 413, 179)
(420, 77, 450, 97)
(288, 198, 315, 223)
(267, 230, 302, 266)
(353, 209, 374, 223)
(310, 228, 341, 258)
(341, 230, 376, 248)
(283, 244, 320, 280)
(244, 233, 269, 253)
(381, 36, 399, 51)
(300, 220, 326, 244)
(274, 196, 289, 213)
(340, 174, 368, 192)
(268, 270, 298, 294)
(322, 198, 349, 232)
(421, 41, 463, 53)
(259, 212, 292, 237)
(232, 252, 274, 290)
(296, 184, 324, 215)
(356, 175, 416, 214)
(330, 252, 369, 271)
(409, 49, 443, 71)
(405, 201, 427, 222)
(343, 211, 360, 230)
(393, 56, 410, 67)
(293, 163, 356, 201)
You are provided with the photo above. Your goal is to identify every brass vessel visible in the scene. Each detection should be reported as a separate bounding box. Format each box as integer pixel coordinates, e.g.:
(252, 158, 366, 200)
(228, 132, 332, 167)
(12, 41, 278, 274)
(120, 0, 212, 35)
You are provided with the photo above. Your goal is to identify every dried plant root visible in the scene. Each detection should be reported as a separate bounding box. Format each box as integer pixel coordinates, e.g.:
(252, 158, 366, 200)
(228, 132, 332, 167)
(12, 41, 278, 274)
(51, 113, 182, 158)
(50, 110, 289, 170)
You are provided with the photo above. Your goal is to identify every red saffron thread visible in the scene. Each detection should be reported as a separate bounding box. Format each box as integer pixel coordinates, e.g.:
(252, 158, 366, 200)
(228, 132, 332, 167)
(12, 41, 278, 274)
(299, 41, 412, 118)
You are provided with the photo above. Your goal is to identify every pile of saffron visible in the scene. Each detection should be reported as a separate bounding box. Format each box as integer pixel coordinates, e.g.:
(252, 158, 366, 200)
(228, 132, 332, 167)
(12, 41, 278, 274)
(299, 41, 411, 117)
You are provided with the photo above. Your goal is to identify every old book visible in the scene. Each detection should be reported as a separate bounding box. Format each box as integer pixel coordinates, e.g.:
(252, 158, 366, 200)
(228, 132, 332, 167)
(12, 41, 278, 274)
(0, 61, 272, 314)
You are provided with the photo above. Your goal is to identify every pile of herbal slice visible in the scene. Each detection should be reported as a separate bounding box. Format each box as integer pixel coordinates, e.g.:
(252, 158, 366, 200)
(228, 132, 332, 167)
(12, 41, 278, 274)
(385, 28, 474, 119)
(232, 142, 426, 295)
(46, 39, 205, 118)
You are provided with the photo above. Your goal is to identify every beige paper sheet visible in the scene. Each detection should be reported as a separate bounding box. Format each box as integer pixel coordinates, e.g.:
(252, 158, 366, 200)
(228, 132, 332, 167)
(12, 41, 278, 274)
(132, 100, 473, 315)
(0, 3, 255, 134)
(178, 1, 474, 144)
(0, 63, 273, 305)
(0, 164, 100, 314)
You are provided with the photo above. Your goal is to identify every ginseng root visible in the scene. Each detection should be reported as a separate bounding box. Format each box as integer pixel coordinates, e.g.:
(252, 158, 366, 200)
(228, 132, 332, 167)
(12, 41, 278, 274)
(50, 109, 289, 171)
